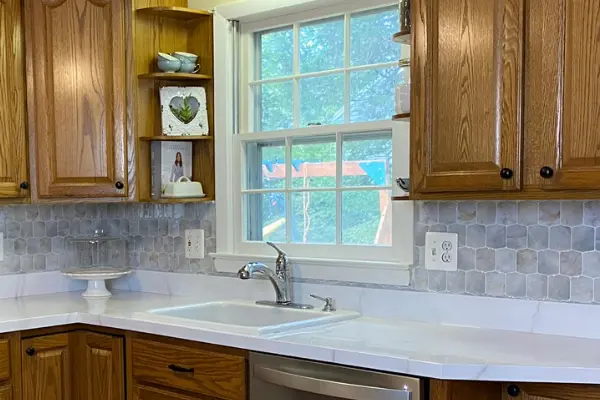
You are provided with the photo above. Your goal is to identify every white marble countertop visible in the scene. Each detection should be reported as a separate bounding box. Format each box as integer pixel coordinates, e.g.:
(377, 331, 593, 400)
(3, 290, 600, 384)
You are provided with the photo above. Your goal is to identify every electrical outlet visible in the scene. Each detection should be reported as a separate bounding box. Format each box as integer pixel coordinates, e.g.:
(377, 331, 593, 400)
(0, 232, 3, 262)
(425, 232, 457, 271)
(185, 229, 204, 259)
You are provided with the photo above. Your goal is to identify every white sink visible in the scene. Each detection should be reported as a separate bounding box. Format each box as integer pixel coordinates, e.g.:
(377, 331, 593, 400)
(136, 300, 360, 336)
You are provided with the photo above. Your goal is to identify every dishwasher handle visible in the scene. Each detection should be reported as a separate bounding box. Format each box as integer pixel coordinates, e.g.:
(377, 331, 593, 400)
(253, 365, 412, 400)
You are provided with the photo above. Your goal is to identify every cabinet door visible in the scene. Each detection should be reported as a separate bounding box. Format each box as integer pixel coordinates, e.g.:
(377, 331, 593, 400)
(133, 385, 213, 400)
(22, 333, 71, 400)
(0, 386, 11, 400)
(25, 0, 128, 199)
(74, 332, 124, 400)
(525, 0, 600, 190)
(411, 0, 524, 194)
(0, 0, 28, 199)
(503, 383, 600, 399)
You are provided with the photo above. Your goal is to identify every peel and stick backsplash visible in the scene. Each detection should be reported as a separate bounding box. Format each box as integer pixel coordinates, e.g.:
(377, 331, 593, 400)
(1, 201, 599, 305)
(414, 201, 600, 304)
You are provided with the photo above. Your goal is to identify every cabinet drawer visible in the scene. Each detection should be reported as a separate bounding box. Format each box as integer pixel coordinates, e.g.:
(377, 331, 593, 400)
(0, 340, 10, 381)
(131, 339, 246, 400)
(133, 385, 214, 400)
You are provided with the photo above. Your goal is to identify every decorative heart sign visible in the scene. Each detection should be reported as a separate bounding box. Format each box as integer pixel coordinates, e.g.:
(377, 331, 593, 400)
(168, 95, 199, 124)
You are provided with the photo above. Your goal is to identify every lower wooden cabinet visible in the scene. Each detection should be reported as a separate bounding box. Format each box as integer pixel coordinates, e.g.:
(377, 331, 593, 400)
(133, 385, 213, 400)
(22, 331, 124, 400)
(22, 333, 71, 400)
(0, 386, 12, 400)
(503, 383, 600, 400)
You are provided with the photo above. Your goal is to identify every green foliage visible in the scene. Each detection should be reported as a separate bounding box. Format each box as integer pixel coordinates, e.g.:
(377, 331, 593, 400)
(254, 7, 399, 245)
(170, 96, 196, 124)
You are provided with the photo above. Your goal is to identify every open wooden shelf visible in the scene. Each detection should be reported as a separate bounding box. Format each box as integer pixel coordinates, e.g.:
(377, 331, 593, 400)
(148, 197, 214, 204)
(392, 113, 410, 121)
(136, 7, 211, 20)
(393, 31, 411, 44)
(138, 73, 212, 81)
(139, 135, 212, 142)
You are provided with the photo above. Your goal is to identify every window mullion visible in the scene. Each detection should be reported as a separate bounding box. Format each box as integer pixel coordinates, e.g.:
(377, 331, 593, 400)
(344, 12, 351, 124)
(293, 23, 300, 129)
(285, 137, 293, 243)
(335, 131, 342, 245)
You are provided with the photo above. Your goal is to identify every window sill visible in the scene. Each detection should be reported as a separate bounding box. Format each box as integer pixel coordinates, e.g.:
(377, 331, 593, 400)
(210, 253, 411, 286)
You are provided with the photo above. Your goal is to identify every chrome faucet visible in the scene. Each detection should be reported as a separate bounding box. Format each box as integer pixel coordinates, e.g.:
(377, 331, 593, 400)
(238, 242, 313, 309)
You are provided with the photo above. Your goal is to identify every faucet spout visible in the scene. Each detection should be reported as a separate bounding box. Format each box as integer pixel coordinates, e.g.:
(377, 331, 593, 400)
(237, 262, 291, 304)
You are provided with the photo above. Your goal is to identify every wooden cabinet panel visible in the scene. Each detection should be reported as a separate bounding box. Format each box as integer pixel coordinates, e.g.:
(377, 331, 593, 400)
(22, 333, 71, 400)
(525, 0, 600, 190)
(0, 339, 11, 382)
(25, 0, 128, 199)
(0, 386, 12, 400)
(503, 383, 600, 400)
(0, 0, 29, 199)
(411, 0, 525, 194)
(133, 385, 214, 400)
(74, 332, 124, 400)
(131, 338, 246, 400)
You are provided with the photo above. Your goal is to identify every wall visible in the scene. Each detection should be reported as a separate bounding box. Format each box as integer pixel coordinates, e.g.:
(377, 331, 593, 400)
(413, 201, 600, 304)
(0, 203, 216, 275)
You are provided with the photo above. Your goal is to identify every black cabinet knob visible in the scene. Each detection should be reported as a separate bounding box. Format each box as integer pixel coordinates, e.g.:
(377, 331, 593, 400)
(506, 384, 520, 397)
(19, 182, 29, 190)
(25, 347, 36, 356)
(540, 166, 554, 179)
(115, 181, 124, 190)
(500, 168, 514, 180)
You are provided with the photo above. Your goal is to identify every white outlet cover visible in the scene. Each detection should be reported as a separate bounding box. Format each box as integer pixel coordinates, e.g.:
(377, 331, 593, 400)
(185, 229, 205, 259)
(425, 232, 458, 271)
(0, 232, 3, 262)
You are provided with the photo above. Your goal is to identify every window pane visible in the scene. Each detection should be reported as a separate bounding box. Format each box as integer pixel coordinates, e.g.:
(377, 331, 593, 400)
(291, 191, 336, 244)
(258, 27, 293, 79)
(246, 141, 286, 189)
(350, 67, 398, 123)
(342, 191, 391, 245)
(291, 136, 336, 189)
(300, 74, 344, 127)
(342, 132, 392, 187)
(244, 193, 287, 243)
(256, 81, 293, 131)
(350, 7, 400, 66)
(300, 17, 344, 74)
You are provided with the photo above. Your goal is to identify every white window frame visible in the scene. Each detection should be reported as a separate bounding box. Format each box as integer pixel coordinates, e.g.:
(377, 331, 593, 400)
(212, 0, 413, 284)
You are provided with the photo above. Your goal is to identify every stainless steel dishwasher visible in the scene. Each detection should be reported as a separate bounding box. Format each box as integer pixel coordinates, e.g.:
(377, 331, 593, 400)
(249, 352, 423, 399)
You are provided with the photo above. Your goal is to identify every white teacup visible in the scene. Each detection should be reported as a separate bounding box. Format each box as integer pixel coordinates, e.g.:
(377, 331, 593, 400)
(173, 52, 198, 63)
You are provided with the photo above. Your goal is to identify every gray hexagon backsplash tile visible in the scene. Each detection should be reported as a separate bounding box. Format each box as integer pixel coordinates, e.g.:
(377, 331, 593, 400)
(413, 201, 600, 305)
(0, 203, 217, 275)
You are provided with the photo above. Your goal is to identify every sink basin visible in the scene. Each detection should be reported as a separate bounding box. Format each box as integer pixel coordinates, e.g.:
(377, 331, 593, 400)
(137, 301, 360, 336)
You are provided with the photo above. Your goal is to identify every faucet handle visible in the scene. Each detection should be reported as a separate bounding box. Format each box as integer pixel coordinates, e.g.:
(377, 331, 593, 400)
(267, 242, 287, 256)
(310, 294, 336, 312)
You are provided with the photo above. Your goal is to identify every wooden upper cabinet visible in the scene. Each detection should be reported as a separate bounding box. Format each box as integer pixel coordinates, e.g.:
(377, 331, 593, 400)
(411, 0, 525, 194)
(22, 333, 72, 400)
(524, 0, 600, 191)
(73, 332, 124, 400)
(0, 0, 29, 199)
(25, 0, 128, 199)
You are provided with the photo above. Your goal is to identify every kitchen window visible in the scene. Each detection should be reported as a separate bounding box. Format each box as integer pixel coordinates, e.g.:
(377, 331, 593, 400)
(215, 0, 413, 274)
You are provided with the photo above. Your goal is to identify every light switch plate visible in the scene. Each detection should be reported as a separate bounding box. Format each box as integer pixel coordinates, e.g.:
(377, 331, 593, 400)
(185, 229, 204, 259)
(425, 232, 458, 271)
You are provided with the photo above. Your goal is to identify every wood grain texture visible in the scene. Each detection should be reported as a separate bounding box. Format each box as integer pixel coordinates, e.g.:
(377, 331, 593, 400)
(533, 0, 600, 190)
(22, 333, 71, 400)
(0, 386, 11, 400)
(136, 7, 210, 20)
(502, 383, 600, 400)
(25, 0, 128, 199)
(133, 385, 217, 400)
(411, 0, 524, 193)
(0, 340, 10, 382)
(430, 379, 502, 400)
(74, 331, 124, 400)
(0, 0, 29, 199)
(130, 338, 246, 400)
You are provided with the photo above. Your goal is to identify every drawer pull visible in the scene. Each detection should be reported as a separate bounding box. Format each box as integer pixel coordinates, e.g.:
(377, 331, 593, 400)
(168, 364, 194, 374)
